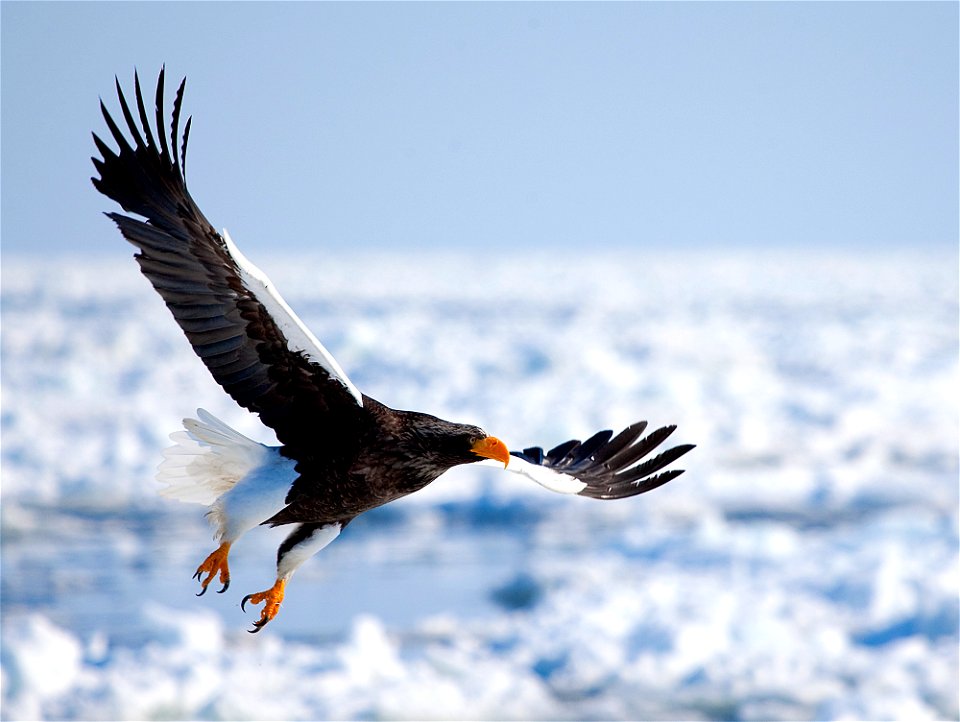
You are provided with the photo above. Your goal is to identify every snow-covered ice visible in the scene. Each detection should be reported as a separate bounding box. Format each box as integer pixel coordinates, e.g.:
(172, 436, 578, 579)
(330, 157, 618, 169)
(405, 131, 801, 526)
(2, 248, 957, 720)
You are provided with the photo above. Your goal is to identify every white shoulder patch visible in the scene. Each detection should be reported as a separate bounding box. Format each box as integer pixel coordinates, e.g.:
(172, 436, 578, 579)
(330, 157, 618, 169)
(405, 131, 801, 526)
(480, 457, 588, 495)
(221, 229, 363, 406)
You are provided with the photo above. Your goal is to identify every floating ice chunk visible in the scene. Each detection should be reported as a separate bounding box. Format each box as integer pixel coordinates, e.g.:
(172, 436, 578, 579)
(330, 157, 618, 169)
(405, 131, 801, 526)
(339, 615, 403, 684)
(142, 603, 224, 657)
(2, 615, 82, 710)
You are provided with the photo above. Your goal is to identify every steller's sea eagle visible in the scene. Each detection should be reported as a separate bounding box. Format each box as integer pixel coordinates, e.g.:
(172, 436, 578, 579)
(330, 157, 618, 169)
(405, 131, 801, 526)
(91, 68, 694, 632)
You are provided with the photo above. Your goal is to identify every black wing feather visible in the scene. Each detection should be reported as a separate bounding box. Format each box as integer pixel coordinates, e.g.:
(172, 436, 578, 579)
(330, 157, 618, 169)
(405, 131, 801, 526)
(512, 421, 694, 500)
(592, 421, 647, 464)
(154, 67, 171, 164)
(546, 438, 580, 465)
(180, 116, 192, 178)
(170, 76, 186, 176)
(114, 76, 146, 149)
(134, 71, 158, 150)
(561, 429, 613, 472)
(578, 469, 685, 500)
(605, 424, 678, 470)
(92, 69, 361, 452)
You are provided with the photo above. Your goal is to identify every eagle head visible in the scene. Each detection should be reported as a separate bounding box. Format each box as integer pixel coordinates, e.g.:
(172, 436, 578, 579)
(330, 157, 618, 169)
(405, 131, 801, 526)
(402, 415, 510, 474)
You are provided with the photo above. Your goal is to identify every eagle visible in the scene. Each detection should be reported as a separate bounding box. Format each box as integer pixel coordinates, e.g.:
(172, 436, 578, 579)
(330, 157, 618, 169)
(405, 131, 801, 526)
(91, 69, 694, 632)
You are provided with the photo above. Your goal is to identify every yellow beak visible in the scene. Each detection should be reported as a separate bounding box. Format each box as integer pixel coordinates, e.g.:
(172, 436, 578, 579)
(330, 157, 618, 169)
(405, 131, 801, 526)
(470, 436, 510, 468)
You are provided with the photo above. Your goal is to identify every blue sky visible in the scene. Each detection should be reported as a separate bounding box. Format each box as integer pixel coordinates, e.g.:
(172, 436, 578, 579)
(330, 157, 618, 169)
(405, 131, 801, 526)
(2, 1, 957, 256)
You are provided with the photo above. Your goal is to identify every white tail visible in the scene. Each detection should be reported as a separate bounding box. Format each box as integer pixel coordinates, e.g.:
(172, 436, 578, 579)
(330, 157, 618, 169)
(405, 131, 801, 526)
(157, 409, 267, 506)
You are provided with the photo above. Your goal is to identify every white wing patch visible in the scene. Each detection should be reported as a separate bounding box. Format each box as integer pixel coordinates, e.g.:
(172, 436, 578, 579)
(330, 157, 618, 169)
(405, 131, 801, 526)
(480, 457, 588, 495)
(221, 229, 363, 406)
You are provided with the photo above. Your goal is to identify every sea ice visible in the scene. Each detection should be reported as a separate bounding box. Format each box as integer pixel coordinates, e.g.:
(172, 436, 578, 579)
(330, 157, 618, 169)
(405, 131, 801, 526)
(1, 248, 956, 720)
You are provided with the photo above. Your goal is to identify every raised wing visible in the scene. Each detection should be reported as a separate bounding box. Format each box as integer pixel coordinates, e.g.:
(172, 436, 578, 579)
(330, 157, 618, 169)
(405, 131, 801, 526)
(487, 421, 694, 499)
(91, 69, 362, 449)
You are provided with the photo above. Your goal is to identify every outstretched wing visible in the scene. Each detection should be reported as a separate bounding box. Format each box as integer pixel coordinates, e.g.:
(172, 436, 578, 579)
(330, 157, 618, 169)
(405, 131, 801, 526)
(91, 68, 363, 450)
(486, 421, 694, 499)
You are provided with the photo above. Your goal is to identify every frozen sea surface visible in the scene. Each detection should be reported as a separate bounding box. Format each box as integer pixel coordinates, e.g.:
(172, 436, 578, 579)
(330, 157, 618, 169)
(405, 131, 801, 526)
(2, 248, 957, 720)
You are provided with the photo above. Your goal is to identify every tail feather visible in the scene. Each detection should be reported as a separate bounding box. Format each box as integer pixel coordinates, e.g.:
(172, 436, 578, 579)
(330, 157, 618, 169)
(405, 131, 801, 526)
(157, 409, 266, 506)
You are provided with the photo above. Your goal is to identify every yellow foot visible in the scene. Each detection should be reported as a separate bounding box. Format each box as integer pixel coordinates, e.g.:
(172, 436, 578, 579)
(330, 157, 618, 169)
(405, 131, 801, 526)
(241, 578, 286, 633)
(193, 541, 232, 596)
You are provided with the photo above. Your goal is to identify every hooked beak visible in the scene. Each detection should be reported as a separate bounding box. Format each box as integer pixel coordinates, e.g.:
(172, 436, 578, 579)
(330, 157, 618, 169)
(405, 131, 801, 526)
(471, 436, 510, 468)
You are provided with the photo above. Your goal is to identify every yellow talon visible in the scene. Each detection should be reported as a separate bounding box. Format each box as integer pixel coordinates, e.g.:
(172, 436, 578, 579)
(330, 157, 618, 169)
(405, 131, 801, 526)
(193, 541, 232, 596)
(241, 578, 286, 632)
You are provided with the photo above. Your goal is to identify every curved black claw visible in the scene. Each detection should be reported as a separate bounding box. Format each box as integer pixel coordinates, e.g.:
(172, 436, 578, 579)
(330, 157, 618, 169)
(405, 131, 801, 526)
(194, 570, 208, 597)
(193, 570, 229, 596)
(241, 592, 275, 633)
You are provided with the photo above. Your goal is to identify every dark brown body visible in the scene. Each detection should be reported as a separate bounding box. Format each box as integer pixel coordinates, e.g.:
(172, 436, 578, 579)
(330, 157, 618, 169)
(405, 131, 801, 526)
(268, 395, 487, 526)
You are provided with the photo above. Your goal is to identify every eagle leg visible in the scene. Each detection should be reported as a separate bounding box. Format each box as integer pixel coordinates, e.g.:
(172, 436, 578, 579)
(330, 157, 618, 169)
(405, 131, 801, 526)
(193, 541, 232, 596)
(239, 521, 346, 633)
(241, 578, 286, 633)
